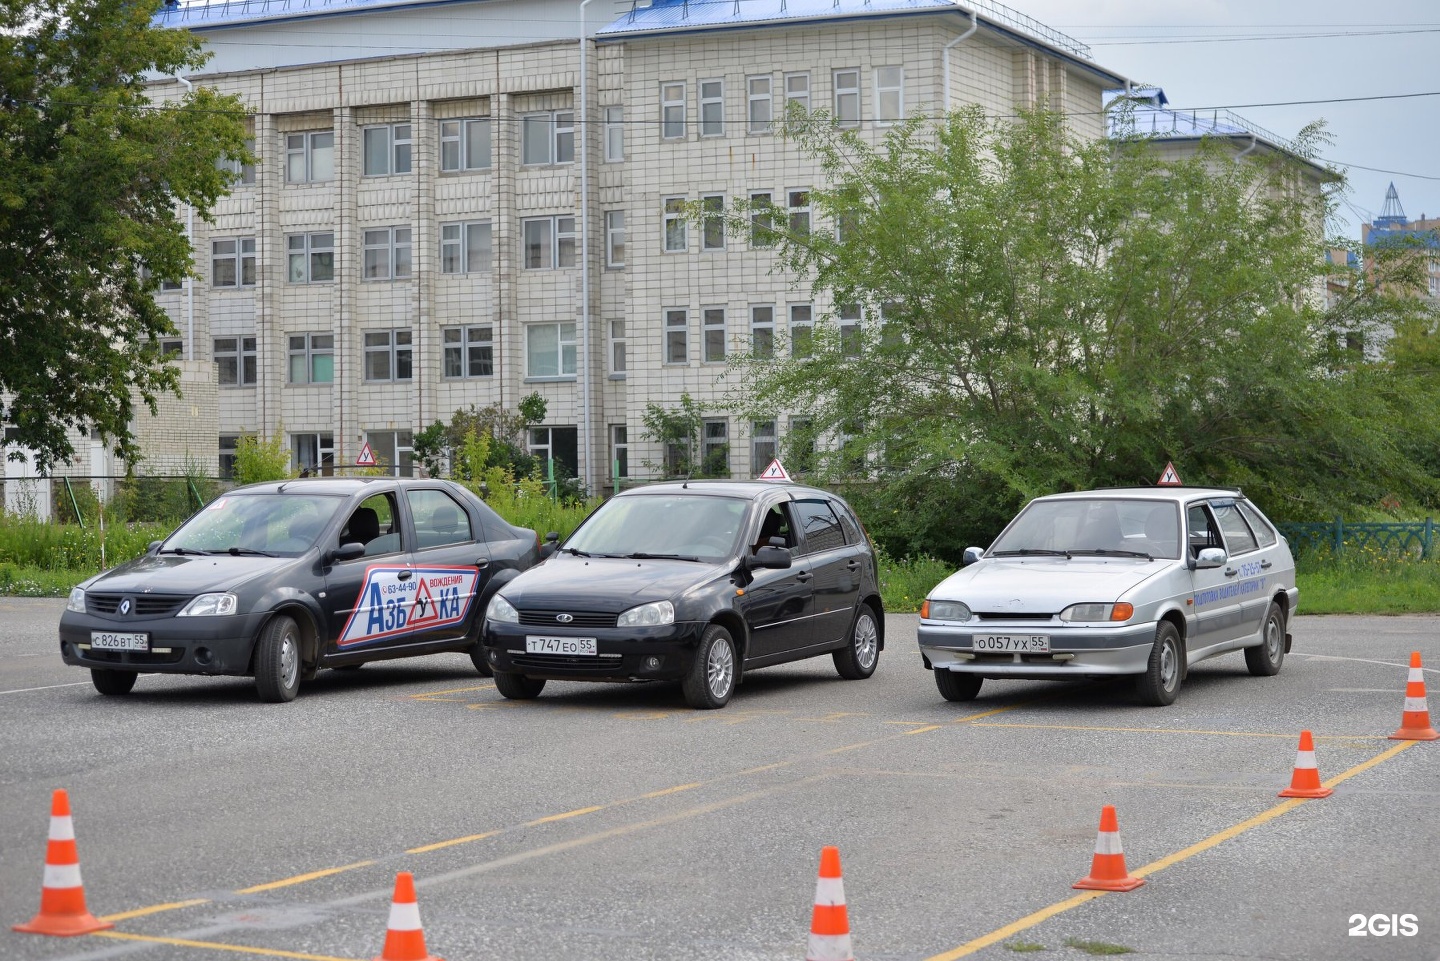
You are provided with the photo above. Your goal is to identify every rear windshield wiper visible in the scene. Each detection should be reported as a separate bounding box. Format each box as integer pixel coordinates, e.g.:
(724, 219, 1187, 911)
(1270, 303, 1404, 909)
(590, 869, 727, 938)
(991, 548, 1071, 558)
(625, 552, 702, 562)
(158, 546, 211, 555)
(1068, 548, 1154, 560)
(227, 547, 276, 557)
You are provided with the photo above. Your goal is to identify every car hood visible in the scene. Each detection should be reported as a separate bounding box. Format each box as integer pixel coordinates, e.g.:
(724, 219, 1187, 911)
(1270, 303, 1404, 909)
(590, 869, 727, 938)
(83, 552, 300, 596)
(499, 554, 727, 613)
(931, 557, 1169, 614)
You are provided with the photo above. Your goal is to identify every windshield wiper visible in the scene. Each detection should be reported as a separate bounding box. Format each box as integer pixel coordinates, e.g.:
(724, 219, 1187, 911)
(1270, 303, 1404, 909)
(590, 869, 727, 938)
(1068, 548, 1154, 560)
(991, 549, 1071, 558)
(558, 546, 591, 557)
(159, 546, 211, 555)
(227, 547, 276, 557)
(625, 552, 702, 562)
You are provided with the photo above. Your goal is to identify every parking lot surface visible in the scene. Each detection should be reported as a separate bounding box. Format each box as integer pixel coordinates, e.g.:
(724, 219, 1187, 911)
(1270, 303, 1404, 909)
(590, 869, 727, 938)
(1, 599, 1436, 960)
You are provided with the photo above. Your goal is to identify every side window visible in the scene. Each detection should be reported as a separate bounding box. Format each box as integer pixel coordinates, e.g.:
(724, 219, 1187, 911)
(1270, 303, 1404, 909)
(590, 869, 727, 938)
(753, 503, 796, 553)
(1186, 504, 1222, 559)
(834, 502, 863, 545)
(1212, 501, 1259, 555)
(343, 493, 402, 557)
(1237, 501, 1278, 548)
(793, 499, 846, 554)
(409, 489, 473, 550)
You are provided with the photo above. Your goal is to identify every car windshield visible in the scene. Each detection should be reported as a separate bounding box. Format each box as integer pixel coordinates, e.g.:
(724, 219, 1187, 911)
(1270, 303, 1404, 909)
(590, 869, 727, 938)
(564, 494, 749, 561)
(991, 498, 1181, 560)
(164, 493, 346, 557)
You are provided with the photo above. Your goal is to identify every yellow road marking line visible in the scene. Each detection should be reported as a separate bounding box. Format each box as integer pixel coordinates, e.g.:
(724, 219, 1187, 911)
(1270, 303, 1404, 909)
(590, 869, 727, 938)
(643, 782, 702, 798)
(972, 722, 1385, 739)
(922, 740, 1419, 961)
(94, 930, 360, 960)
(738, 761, 793, 775)
(101, 898, 211, 922)
(526, 805, 604, 826)
(904, 725, 944, 735)
(237, 861, 376, 894)
(406, 831, 500, 854)
(408, 683, 494, 699)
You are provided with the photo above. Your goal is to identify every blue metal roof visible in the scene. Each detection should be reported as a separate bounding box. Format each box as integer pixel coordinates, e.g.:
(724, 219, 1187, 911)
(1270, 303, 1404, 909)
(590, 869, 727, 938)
(152, 0, 482, 31)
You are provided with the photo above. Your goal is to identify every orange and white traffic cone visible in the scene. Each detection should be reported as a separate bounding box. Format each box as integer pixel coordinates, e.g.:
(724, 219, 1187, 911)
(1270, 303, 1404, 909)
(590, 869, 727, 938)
(806, 846, 854, 961)
(373, 872, 442, 961)
(1278, 730, 1333, 799)
(13, 789, 113, 936)
(1073, 805, 1144, 892)
(1389, 651, 1439, 741)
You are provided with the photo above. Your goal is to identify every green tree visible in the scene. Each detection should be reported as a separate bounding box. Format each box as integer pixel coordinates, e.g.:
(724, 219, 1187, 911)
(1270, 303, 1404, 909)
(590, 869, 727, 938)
(232, 433, 294, 486)
(641, 393, 728, 478)
(0, 0, 249, 471)
(730, 106, 1440, 557)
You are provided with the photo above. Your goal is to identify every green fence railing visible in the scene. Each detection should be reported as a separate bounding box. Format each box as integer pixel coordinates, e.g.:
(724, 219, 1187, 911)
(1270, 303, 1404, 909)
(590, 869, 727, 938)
(1278, 518, 1436, 559)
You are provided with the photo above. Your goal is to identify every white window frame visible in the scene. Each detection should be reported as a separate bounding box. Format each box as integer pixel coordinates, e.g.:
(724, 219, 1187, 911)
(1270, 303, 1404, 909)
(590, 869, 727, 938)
(214, 335, 257, 387)
(790, 303, 813, 358)
(216, 136, 256, 186)
(605, 210, 626, 268)
(699, 78, 724, 137)
(522, 215, 577, 270)
(287, 232, 334, 284)
(664, 308, 689, 365)
(751, 419, 777, 470)
(747, 75, 773, 134)
(363, 329, 413, 383)
(750, 304, 775, 358)
(291, 432, 335, 476)
(702, 418, 729, 474)
(363, 226, 413, 281)
(839, 304, 863, 359)
(611, 424, 629, 479)
(603, 106, 624, 162)
(701, 194, 726, 251)
(362, 123, 412, 177)
(875, 66, 904, 124)
(442, 324, 494, 379)
(211, 237, 256, 288)
(608, 319, 627, 378)
(287, 333, 334, 385)
(788, 189, 811, 238)
(525, 321, 578, 379)
(749, 190, 776, 247)
(661, 82, 686, 140)
(663, 197, 687, 253)
(833, 68, 860, 127)
(521, 111, 575, 165)
(702, 307, 727, 363)
(285, 130, 334, 184)
(440, 220, 492, 274)
(785, 72, 811, 115)
(365, 430, 415, 477)
(439, 117, 491, 172)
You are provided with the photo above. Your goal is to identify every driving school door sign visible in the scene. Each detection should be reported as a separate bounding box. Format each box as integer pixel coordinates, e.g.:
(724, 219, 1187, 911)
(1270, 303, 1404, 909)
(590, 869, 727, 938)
(337, 565, 480, 647)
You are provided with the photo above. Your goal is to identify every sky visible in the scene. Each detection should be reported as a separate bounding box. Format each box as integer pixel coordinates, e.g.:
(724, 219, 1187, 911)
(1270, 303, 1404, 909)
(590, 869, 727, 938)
(1017, 0, 1439, 240)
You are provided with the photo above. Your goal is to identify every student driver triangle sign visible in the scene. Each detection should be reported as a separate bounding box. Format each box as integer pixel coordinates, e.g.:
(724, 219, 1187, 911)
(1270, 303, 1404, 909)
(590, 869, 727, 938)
(355, 442, 378, 467)
(408, 577, 440, 626)
(1157, 461, 1182, 486)
(757, 458, 792, 482)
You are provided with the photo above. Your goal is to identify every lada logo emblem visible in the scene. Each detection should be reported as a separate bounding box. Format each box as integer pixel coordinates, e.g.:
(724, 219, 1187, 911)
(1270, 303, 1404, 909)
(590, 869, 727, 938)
(119, 598, 132, 616)
(555, 613, 573, 623)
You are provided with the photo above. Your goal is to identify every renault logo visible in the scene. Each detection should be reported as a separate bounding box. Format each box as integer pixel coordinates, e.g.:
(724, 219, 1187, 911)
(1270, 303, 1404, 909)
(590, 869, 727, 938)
(119, 598, 132, 616)
(555, 613, 573, 623)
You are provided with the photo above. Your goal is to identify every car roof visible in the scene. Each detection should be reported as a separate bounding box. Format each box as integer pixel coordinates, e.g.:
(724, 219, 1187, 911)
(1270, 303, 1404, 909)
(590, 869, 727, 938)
(1035, 486, 1244, 503)
(225, 477, 461, 496)
(617, 479, 833, 501)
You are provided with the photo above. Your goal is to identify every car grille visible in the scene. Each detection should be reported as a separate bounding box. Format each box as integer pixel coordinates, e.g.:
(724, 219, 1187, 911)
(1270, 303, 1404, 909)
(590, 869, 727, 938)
(510, 653, 627, 673)
(85, 649, 187, 665)
(974, 612, 1055, 622)
(517, 610, 618, 629)
(86, 594, 188, 617)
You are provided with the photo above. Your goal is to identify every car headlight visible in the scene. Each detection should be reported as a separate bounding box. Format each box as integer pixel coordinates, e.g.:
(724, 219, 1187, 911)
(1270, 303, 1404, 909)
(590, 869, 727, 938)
(486, 593, 519, 624)
(617, 600, 675, 628)
(178, 593, 238, 617)
(921, 599, 971, 622)
(1060, 602, 1135, 623)
(67, 588, 86, 614)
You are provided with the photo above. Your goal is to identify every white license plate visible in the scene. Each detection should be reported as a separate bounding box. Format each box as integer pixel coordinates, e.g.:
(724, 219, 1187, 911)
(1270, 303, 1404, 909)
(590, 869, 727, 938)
(90, 631, 150, 652)
(974, 634, 1050, 653)
(525, 636, 597, 656)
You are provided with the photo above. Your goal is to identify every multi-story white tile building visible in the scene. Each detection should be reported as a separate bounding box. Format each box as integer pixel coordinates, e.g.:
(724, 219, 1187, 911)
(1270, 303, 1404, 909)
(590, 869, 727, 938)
(130, 0, 1128, 491)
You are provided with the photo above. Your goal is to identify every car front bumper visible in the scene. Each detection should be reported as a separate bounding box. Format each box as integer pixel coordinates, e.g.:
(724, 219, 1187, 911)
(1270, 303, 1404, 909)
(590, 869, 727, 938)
(59, 611, 271, 676)
(480, 621, 709, 682)
(918, 620, 1159, 679)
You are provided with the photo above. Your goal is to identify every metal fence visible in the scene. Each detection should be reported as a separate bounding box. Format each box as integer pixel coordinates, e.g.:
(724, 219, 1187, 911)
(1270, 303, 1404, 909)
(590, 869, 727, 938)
(1278, 519, 1437, 560)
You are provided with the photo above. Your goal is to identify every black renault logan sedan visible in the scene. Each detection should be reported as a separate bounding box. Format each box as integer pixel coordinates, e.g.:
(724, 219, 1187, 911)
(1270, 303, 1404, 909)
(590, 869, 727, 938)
(479, 480, 884, 709)
(59, 478, 541, 702)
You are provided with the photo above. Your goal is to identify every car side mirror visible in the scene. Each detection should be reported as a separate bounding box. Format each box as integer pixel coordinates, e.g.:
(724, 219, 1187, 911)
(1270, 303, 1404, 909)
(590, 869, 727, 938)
(147, 540, 163, 554)
(749, 545, 792, 570)
(962, 546, 984, 566)
(329, 542, 366, 563)
(1193, 547, 1227, 570)
(540, 531, 561, 559)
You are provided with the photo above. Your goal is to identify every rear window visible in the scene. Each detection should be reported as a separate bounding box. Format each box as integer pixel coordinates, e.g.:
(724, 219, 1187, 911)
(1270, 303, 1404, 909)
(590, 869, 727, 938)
(793, 499, 846, 554)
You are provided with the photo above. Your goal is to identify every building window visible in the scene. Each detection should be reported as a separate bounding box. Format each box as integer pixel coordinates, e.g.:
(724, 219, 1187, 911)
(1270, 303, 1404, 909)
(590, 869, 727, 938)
(291, 432, 335, 476)
(702, 307, 726, 363)
(605, 210, 626, 268)
(139, 261, 183, 291)
(285, 130, 334, 183)
(287, 232, 334, 283)
(363, 227, 412, 281)
(785, 72, 811, 115)
(833, 69, 860, 127)
(661, 82, 685, 140)
(526, 322, 576, 378)
(440, 118, 491, 171)
(443, 325, 494, 378)
(790, 304, 813, 358)
(608, 319, 626, 377)
(363, 329, 413, 382)
(752, 420, 776, 470)
(218, 434, 243, 480)
(211, 238, 256, 288)
(440, 221, 492, 274)
(839, 305, 863, 358)
(699, 79, 724, 137)
(214, 336, 257, 387)
(702, 418, 729, 475)
(788, 189, 811, 238)
(604, 106, 624, 161)
(750, 305, 774, 359)
(749, 191, 776, 247)
(366, 430, 414, 477)
(875, 66, 903, 123)
(521, 111, 574, 165)
(528, 426, 579, 480)
(159, 338, 184, 357)
(702, 194, 726, 251)
(522, 216, 576, 270)
(747, 76, 772, 134)
(787, 417, 816, 474)
(216, 137, 256, 186)
(362, 123, 412, 176)
(664, 308, 688, 364)
(663, 197, 687, 253)
(610, 425, 629, 480)
(288, 333, 334, 385)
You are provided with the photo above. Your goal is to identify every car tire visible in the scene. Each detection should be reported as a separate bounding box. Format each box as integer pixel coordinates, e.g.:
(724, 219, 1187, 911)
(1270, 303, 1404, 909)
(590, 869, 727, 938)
(1136, 621, 1183, 706)
(91, 668, 137, 696)
(935, 670, 982, 702)
(469, 647, 495, 678)
(1245, 603, 1286, 677)
(833, 605, 880, 680)
(682, 624, 737, 710)
(494, 671, 545, 700)
(254, 615, 302, 703)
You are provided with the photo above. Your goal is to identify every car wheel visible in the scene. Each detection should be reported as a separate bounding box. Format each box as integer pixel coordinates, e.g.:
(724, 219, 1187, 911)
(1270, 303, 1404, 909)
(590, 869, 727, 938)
(468, 647, 495, 678)
(91, 668, 137, 696)
(1244, 603, 1286, 677)
(494, 671, 545, 700)
(682, 624, 737, 710)
(833, 605, 880, 680)
(935, 670, 982, 702)
(1136, 621, 1183, 706)
(254, 615, 302, 703)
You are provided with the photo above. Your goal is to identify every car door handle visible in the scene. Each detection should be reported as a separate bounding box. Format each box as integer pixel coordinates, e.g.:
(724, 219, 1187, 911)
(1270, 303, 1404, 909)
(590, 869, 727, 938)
(1223, 568, 1238, 577)
(845, 560, 861, 570)
(1260, 560, 1273, 569)
(795, 572, 813, 583)
(397, 570, 413, 581)
(475, 559, 489, 569)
